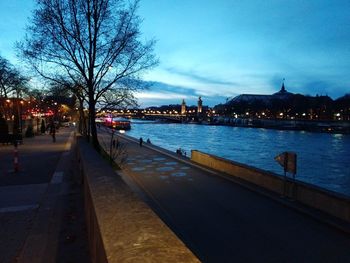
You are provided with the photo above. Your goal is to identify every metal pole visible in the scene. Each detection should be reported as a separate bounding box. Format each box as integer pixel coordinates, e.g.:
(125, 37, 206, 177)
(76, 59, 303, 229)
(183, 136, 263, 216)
(13, 140, 19, 173)
(283, 152, 288, 197)
(292, 172, 296, 201)
(109, 129, 114, 163)
(283, 170, 287, 197)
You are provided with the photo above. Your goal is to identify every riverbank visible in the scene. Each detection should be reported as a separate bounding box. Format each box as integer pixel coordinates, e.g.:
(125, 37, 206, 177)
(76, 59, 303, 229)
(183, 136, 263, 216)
(209, 117, 350, 134)
(130, 116, 350, 134)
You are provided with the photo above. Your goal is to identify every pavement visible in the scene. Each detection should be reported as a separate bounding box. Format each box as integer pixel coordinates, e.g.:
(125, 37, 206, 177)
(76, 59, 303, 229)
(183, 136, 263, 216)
(98, 127, 350, 263)
(0, 127, 90, 263)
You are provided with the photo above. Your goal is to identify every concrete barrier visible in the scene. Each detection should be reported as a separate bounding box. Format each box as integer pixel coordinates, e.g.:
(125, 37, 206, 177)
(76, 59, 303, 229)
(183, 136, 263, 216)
(77, 138, 199, 263)
(191, 150, 350, 223)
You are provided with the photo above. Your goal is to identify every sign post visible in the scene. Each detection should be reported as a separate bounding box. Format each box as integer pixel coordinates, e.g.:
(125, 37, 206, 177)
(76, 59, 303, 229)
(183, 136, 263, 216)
(274, 152, 297, 198)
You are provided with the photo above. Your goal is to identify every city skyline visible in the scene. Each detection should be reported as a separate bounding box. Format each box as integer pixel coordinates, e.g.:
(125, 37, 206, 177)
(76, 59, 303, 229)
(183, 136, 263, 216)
(0, 0, 350, 107)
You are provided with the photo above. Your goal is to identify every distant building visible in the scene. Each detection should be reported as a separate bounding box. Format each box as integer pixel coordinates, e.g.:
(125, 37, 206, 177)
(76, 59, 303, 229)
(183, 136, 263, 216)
(229, 80, 293, 104)
(197, 96, 203, 115)
(181, 99, 186, 115)
(215, 80, 350, 121)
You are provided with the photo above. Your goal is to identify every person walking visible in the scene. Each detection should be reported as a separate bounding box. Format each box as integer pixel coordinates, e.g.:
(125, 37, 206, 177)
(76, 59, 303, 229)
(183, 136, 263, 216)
(139, 137, 143, 147)
(50, 120, 56, 142)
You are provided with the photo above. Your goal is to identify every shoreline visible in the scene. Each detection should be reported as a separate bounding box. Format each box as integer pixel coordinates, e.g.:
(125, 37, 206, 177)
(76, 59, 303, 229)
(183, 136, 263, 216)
(133, 117, 350, 135)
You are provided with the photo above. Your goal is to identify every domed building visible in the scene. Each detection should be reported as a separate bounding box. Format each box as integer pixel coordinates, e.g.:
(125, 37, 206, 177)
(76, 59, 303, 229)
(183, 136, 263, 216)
(228, 80, 293, 105)
(272, 81, 294, 99)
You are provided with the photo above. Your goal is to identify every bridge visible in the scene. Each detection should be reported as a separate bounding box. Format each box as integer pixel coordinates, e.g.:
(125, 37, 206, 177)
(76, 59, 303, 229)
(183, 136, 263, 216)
(98, 111, 196, 123)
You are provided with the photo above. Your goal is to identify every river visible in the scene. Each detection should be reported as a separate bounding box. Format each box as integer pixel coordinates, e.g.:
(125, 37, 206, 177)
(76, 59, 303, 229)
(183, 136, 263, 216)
(124, 121, 350, 197)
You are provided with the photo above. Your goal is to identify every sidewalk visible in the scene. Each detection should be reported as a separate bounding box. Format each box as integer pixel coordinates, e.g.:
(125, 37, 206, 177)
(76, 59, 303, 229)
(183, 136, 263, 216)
(0, 128, 89, 263)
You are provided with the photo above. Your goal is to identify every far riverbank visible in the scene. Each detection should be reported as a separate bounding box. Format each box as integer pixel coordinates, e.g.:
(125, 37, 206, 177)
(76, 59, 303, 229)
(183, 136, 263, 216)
(203, 118, 350, 134)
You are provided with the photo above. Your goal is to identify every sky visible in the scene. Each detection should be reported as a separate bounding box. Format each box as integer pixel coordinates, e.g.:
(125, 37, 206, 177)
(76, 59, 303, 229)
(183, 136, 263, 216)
(0, 0, 349, 107)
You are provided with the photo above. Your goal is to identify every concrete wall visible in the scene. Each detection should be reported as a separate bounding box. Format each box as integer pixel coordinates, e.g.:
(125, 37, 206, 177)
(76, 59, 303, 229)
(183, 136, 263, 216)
(77, 138, 199, 263)
(191, 150, 350, 223)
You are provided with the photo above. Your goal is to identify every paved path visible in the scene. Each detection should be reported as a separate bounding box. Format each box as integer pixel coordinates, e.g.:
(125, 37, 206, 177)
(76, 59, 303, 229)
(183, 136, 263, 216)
(98, 128, 350, 263)
(0, 128, 89, 263)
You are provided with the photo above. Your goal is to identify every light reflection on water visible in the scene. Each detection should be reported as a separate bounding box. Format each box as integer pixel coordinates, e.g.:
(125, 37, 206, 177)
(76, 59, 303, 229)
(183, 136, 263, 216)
(125, 122, 350, 196)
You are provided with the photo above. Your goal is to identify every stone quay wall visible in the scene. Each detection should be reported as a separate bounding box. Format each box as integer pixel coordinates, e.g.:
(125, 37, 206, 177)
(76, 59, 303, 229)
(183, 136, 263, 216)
(77, 138, 199, 263)
(191, 150, 350, 223)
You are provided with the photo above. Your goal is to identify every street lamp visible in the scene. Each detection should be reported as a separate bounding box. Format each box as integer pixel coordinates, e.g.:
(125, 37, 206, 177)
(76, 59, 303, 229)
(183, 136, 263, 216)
(19, 100, 24, 134)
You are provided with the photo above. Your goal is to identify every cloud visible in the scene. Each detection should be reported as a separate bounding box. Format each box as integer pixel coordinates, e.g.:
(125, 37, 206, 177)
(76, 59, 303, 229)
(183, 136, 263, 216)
(136, 91, 195, 100)
(165, 67, 238, 86)
(296, 81, 341, 97)
(135, 81, 227, 107)
(145, 81, 199, 96)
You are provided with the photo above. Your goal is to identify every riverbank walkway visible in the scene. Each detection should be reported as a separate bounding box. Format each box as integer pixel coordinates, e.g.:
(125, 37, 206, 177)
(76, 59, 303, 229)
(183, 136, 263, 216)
(0, 127, 89, 263)
(98, 127, 350, 263)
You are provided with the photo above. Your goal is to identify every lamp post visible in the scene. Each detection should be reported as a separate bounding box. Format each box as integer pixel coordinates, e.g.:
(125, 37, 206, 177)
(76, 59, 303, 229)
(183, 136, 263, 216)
(19, 100, 24, 135)
(11, 97, 20, 141)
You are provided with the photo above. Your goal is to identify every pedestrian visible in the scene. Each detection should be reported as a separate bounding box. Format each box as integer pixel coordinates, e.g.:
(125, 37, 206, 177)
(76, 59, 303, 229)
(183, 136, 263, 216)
(146, 138, 151, 144)
(139, 137, 143, 147)
(50, 120, 56, 142)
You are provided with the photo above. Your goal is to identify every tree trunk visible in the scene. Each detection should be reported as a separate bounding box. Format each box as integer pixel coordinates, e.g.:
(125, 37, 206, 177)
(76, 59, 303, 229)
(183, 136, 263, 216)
(77, 97, 87, 137)
(88, 94, 99, 151)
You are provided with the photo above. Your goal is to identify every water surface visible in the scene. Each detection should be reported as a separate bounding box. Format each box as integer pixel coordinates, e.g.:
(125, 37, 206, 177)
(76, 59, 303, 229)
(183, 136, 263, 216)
(125, 122, 350, 196)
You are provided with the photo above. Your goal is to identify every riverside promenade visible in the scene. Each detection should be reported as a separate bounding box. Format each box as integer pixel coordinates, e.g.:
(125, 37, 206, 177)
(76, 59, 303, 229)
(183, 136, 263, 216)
(0, 127, 89, 263)
(98, 127, 350, 263)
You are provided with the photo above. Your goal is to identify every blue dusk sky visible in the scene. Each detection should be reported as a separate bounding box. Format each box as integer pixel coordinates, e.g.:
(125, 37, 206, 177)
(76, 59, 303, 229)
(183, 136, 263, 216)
(0, 0, 349, 107)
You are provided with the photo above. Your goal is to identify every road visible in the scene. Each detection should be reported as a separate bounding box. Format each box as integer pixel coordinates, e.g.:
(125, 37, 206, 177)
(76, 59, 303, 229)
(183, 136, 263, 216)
(0, 128, 89, 263)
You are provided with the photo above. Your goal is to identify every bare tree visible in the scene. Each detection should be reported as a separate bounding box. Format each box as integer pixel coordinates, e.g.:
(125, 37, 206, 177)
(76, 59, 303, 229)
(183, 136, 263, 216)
(18, 0, 157, 149)
(99, 82, 139, 111)
(0, 56, 14, 98)
(99, 126, 128, 168)
(0, 56, 28, 99)
(47, 79, 89, 136)
(0, 56, 30, 120)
